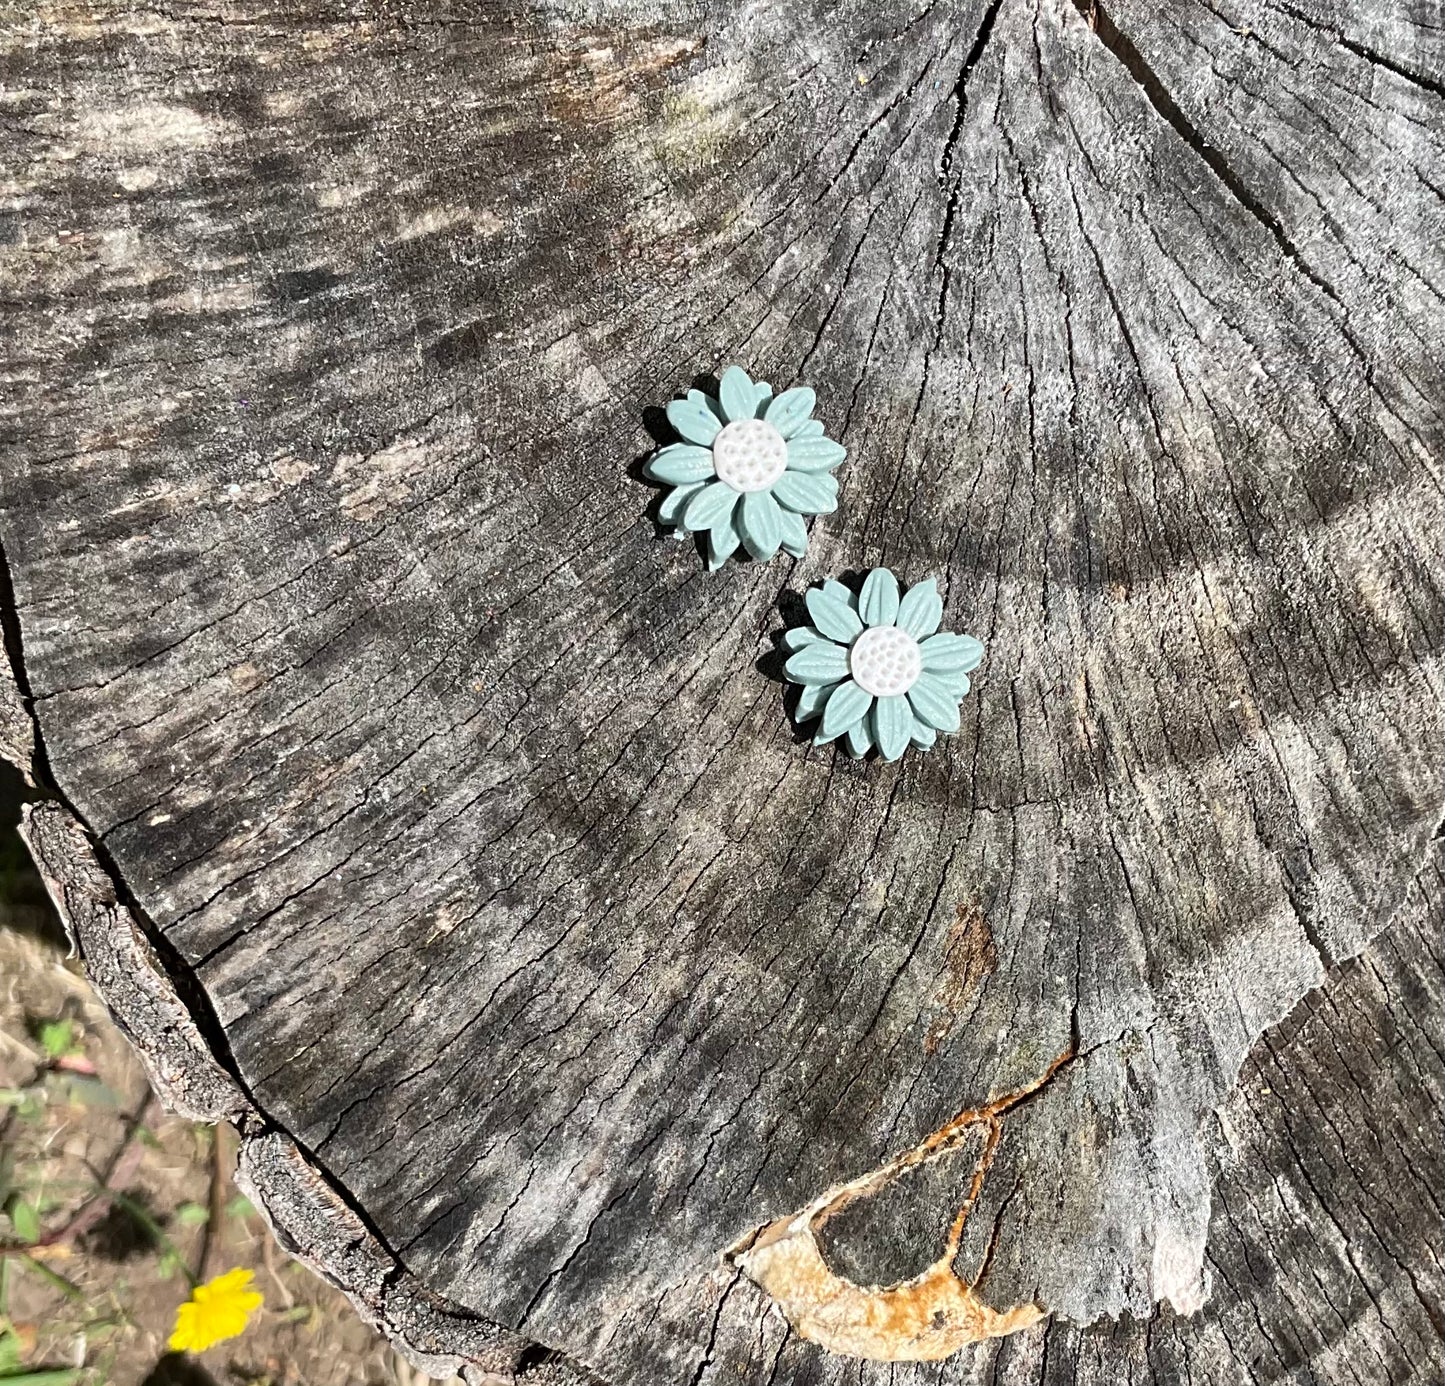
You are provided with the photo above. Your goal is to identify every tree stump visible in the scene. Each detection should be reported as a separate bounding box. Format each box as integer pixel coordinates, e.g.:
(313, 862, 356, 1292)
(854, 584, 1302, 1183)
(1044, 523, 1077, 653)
(2, 1, 1442, 1382)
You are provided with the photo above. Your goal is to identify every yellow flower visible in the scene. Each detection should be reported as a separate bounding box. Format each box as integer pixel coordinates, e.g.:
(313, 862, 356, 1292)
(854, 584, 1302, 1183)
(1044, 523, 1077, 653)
(168, 1268, 263, 1353)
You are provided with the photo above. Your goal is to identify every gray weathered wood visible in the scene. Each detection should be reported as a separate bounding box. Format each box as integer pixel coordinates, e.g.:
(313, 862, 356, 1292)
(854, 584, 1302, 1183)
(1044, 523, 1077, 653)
(2, 0, 1442, 1381)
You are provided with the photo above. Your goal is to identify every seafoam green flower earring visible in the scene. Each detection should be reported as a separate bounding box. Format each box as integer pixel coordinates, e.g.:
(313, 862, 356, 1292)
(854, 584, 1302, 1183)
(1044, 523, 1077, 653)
(783, 568, 984, 761)
(645, 364, 847, 569)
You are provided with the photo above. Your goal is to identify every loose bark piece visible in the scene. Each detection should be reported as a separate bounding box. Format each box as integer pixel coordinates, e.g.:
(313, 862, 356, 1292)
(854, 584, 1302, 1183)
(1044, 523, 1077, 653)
(1, 0, 1442, 1382)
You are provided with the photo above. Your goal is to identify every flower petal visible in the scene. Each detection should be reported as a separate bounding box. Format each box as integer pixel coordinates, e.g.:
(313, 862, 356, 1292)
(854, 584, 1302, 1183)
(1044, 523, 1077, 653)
(740, 488, 784, 560)
(772, 470, 838, 514)
(859, 568, 901, 626)
(785, 436, 847, 473)
(821, 678, 873, 739)
(907, 671, 961, 732)
(805, 586, 864, 643)
(667, 393, 723, 446)
(872, 695, 912, 761)
(645, 443, 715, 486)
(846, 718, 873, 758)
(683, 480, 740, 533)
(794, 417, 826, 439)
(934, 670, 972, 700)
(824, 579, 857, 610)
(763, 386, 817, 439)
(895, 578, 942, 638)
(657, 480, 704, 526)
(795, 680, 835, 721)
(718, 365, 756, 424)
(785, 643, 850, 685)
(707, 508, 741, 570)
(910, 715, 937, 749)
(778, 507, 809, 557)
(919, 632, 984, 673)
(783, 624, 829, 651)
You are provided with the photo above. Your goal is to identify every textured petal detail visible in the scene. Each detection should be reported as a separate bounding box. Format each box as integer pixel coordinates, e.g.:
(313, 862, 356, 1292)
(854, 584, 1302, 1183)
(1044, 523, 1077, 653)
(667, 394, 722, 446)
(683, 480, 740, 533)
(718, 365, 756, 424)
(772, 471, 838, 515)
(795, 680, 834, 721)
(910, 716, 937, 749)
(895, 578, 942, 638)
(740, 489, 784, 560)
(872, 695, 912, 761)
(821, 678, 873, 738)
(695, 387, 727, 422)
(824, 579, 858, 610)
(794, 418, 826, 439)
(859, 568, 901, 627)
(763, 386, 817, 439)
(707, 509, 742, 570)
(785, 643, 851, 685)
(778, 507, 809, 557)
(783, 624, 829, 652)
(919, 632, 984, 673)
(845, 719, 873, 758)
(935, 670, 972, 700)
(785, 436, 847, 473)
(657, 481, 704, 526)
(907, 672, 961, 732)
(806, 586, 864, 643)
(753, 381, 773, 414)
(645, 443, 715, 485)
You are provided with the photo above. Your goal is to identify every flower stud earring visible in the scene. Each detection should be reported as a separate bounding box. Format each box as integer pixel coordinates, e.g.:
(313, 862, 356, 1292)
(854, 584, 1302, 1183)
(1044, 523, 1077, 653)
(645, 365, 848, 569)
(783, 568, 983, 761)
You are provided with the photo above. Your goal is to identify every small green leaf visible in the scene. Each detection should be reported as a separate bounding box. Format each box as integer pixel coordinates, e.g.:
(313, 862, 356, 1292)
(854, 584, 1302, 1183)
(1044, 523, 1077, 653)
(226, 1195, 256, 1221)
(36, 1020, 80, 1062)
(174, 1202, 210, 1226)
(7, 1196, 40, 1245)
(0, 1327, 21, 1374)
(3, 1370, 81, 1386)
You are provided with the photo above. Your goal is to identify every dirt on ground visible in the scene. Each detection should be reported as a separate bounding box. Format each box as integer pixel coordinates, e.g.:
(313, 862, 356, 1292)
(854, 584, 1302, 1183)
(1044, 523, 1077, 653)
(1, 781, 438, 1386)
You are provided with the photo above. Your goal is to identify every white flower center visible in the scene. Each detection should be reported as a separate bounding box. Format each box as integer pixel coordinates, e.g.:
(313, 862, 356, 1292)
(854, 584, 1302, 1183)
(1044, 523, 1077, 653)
(712, 418, 788, 493)
(849, 625, 922, 698)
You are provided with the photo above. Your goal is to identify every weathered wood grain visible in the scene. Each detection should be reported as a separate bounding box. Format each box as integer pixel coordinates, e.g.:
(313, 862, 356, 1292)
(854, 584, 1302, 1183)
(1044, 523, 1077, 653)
(2, 0, 1442, 1380)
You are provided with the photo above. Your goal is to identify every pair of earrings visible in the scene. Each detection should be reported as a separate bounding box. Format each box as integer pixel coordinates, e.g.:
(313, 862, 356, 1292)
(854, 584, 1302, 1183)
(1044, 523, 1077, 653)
(644, 365, 983, 763)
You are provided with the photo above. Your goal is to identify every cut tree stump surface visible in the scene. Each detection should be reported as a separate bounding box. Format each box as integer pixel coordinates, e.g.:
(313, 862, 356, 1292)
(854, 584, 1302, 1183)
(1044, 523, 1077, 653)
(2, 1, 1443, 1382)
